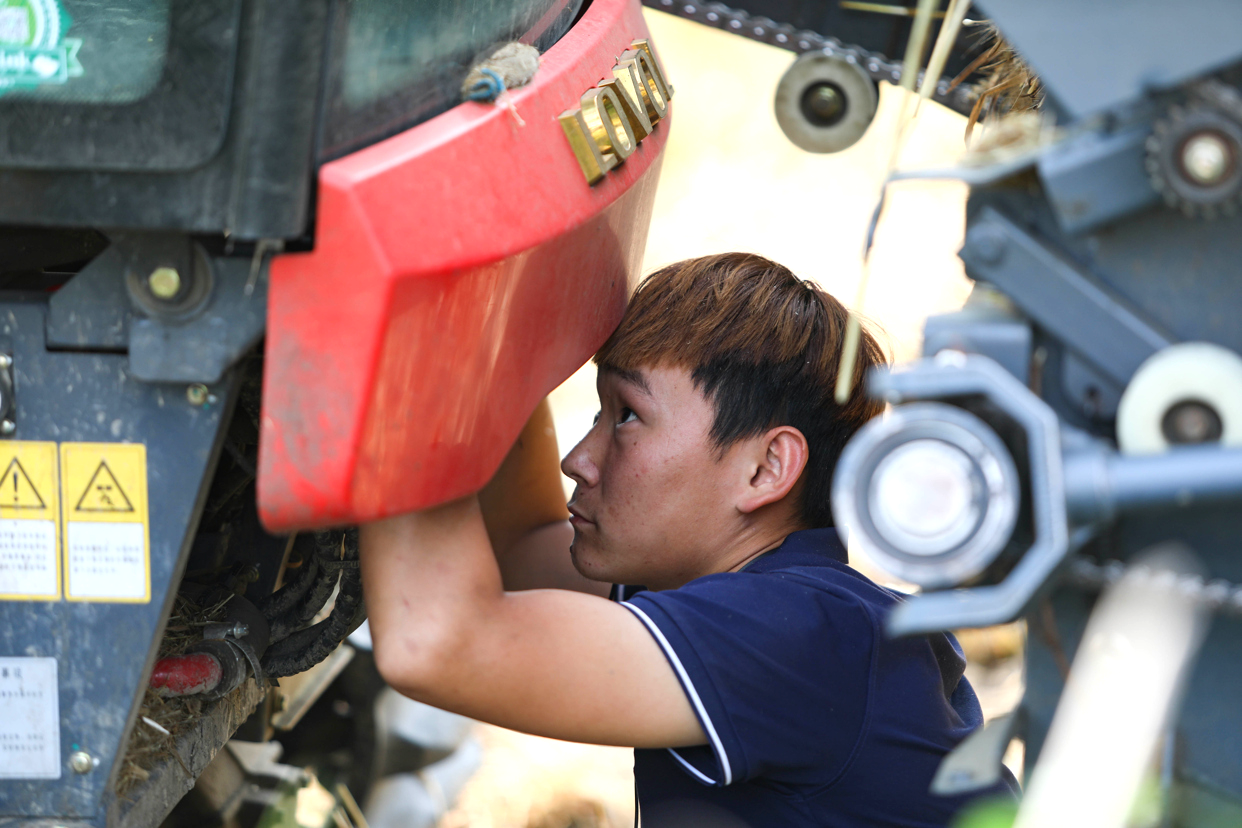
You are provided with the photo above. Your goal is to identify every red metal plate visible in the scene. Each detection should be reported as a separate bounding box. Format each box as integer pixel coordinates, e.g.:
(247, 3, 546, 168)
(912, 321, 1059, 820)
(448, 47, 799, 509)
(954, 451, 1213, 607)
(258, 0, 669, 530)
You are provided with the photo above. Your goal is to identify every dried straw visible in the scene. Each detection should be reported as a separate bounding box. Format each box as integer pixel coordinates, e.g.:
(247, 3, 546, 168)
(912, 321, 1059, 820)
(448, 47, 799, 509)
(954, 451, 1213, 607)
(950, 23, 1044, 144)
(115, 592, 236, 798)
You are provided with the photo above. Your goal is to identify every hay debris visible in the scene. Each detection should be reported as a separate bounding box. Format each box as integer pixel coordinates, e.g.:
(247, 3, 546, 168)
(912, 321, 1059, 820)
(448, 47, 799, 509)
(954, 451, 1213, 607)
(115, 592, 234, 798)
(948, 24, 1044, 145)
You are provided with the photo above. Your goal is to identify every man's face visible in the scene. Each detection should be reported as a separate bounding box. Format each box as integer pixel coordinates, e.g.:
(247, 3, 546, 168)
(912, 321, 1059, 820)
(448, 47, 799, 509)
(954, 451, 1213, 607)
(561, 364, 744, 590)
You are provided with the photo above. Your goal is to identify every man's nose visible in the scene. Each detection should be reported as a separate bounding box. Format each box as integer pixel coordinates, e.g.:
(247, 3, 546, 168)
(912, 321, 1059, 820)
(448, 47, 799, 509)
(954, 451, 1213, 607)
(561, 431, 600, 489)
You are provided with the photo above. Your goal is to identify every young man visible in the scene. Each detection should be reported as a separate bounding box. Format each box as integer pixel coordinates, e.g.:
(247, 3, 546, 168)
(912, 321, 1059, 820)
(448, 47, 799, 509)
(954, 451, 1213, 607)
(360, 253, 1016, 826)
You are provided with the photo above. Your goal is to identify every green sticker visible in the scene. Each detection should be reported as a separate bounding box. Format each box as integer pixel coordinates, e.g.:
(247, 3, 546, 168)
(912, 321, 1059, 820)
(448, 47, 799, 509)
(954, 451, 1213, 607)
(0, 0, 82, 91)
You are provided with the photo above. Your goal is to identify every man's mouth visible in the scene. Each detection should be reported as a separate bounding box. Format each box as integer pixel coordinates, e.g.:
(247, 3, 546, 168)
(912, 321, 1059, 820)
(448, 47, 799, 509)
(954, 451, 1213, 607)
(567, 504, 595, 527)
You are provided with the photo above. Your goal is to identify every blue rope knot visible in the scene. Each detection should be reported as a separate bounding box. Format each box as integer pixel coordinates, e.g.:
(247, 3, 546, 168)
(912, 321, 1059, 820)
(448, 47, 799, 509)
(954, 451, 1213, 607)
(465, 67, 506, 103)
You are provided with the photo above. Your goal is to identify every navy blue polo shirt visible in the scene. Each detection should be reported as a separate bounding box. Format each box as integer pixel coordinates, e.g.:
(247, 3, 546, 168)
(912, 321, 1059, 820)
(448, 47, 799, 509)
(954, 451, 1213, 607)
(612, 528, 1017, 827)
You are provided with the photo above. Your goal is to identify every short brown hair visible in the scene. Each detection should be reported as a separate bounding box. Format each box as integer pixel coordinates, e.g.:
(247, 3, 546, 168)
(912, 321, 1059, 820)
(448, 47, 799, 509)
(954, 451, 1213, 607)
(595, 252, 886, 528)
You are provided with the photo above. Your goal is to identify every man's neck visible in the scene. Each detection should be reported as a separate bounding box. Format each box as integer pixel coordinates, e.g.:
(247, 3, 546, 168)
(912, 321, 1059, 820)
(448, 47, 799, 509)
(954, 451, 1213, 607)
(644, 513, 808, 590)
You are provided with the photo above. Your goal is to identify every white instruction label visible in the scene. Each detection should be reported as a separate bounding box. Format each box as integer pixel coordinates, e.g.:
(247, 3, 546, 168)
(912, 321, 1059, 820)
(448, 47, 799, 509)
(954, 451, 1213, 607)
(0, 657, 60, 779)
(0, 442, 61, 601)
(61, 443, 149, 603)
(65, 522, 147, 601)
(0, 519, 57, 599)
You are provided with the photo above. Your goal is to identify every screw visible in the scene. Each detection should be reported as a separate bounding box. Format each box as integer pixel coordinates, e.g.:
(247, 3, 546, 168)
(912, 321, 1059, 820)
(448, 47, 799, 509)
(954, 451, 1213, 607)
(0, 354, 12, 369)
(148, 267, 182, 301)
(1, 420, 15, 436)
(1181, 131, 1232, 186)
(186, 384, 209, 406)
(69, 750, 94, 774)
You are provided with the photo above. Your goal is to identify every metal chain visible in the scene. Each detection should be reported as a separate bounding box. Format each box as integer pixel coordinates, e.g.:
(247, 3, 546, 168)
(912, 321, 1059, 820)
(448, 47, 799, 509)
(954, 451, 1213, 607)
(641, 0, 976, 114)
(1066, 557, 1242, 618)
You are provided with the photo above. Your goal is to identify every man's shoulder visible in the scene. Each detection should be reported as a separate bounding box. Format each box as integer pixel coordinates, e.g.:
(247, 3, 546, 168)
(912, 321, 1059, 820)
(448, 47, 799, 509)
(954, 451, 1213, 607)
(742, 528, 902, 610)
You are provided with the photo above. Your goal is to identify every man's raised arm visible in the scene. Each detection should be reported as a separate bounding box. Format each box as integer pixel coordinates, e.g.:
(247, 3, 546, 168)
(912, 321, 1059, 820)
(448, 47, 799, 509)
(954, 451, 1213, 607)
(357, 496, 705, 748)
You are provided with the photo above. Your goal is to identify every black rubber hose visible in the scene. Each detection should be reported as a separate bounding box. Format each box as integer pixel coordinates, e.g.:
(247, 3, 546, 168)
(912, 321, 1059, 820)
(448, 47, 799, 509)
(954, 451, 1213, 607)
(261, 564, 366, 677)
(259, 533, 321, 622)
(266, 565, 339, 643)
(265, 529, 353, 643)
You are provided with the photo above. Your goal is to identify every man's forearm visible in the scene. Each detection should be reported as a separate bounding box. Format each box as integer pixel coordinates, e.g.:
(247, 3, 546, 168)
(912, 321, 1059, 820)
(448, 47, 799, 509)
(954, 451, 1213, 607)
(359, 496, 504, 693)
(479, 399, 569, 557)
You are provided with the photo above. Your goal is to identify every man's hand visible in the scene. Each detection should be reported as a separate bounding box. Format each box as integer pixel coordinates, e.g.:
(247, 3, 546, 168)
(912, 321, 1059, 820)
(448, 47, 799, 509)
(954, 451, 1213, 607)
(359, 497, 706, 748)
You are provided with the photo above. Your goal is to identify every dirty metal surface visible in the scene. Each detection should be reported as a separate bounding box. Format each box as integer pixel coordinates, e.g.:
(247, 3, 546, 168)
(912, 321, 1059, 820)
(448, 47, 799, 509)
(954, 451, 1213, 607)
(0, 299, 235, 822)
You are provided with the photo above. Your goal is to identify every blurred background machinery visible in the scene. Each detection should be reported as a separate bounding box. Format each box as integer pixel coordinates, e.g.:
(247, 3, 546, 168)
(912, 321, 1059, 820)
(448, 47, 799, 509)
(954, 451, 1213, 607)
(783, 1, 1242, 822)
(8, 0, 1242, 825)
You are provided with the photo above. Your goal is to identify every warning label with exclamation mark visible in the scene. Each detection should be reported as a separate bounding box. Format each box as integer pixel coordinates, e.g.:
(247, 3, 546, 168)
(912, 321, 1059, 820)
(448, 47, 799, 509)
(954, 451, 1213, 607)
(0, 442, 60, 601)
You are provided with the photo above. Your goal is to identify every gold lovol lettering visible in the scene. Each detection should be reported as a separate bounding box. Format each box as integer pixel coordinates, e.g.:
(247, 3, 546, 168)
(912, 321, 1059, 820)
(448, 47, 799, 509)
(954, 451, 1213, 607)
(614, 51, 663, 127)
(558, 108, 615, 184)
(600, 78, 650, 142)
(559, 38, 674, 185)
(581, 85, 636, 161)
(630, 40, 674, 112)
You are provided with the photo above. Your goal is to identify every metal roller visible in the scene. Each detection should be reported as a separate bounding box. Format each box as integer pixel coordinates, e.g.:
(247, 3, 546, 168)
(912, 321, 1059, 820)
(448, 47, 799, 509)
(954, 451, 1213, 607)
(774, 51, 878, 153)
(1116, 341, 1242, 455)
(832, 401, 1021, 589)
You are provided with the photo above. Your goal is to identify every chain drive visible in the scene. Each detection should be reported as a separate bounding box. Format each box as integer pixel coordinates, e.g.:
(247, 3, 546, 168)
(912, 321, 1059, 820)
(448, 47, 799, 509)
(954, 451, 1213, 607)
(1068, 557, 1242, 618)
(641, 0, 975, 115)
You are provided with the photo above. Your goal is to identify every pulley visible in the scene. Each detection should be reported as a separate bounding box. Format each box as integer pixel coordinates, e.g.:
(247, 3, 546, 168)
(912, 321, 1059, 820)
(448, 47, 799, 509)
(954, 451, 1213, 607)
(1116, 341, 1242, 454)
(774, 51, 878, 154)
(832, 402, 1021, 589)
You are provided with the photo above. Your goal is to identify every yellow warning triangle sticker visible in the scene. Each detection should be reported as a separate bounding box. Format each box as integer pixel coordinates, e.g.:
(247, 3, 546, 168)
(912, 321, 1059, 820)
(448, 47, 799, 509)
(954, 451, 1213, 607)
(74, 460, 135, 513)
(0, 456, 46, 509)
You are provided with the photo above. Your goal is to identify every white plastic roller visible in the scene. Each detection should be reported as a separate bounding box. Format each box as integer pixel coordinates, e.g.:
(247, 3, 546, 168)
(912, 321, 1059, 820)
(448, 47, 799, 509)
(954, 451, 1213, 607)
(1116, 342, 1242, 454)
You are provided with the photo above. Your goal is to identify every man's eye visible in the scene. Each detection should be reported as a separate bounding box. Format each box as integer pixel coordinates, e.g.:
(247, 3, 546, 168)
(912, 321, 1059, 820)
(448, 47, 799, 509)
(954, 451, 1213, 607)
(618, 407, 638, 425)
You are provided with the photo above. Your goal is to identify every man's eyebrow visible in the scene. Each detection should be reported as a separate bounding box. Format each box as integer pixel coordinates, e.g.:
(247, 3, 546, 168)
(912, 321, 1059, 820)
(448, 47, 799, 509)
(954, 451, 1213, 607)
(602, 367, 653, 397)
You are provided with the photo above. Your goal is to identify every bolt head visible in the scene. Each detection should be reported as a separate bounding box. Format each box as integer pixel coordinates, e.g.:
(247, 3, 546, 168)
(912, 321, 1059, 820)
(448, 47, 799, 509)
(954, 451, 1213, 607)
(0, 354, 12, 369)
(69, 750, 93, 774)
(1181, 131, 1233, 186)
(186, 384, 209, 406)
(148, 267, 182, 301)
(1, 420, 16, 436)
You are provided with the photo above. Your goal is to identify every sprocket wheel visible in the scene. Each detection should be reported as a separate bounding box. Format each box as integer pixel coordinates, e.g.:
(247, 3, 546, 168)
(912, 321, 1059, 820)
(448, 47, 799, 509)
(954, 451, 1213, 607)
(1145, 101, 1242, 219)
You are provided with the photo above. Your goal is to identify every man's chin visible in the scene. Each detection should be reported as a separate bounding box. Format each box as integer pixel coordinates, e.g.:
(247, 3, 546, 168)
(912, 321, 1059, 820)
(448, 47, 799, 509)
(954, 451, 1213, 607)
(568, 542, 614, 584)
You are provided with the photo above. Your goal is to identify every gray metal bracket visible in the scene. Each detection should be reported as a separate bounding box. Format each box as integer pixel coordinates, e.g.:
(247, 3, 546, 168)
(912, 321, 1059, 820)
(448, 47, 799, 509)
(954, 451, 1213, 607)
(870, 353, 1070, 636)
(960, 206, 1173, 387)
(128, 256, 266, 384)
(1037, 124, 1160, 234)
(46, 234, 267, 384)
(976, 0, 1242, 121)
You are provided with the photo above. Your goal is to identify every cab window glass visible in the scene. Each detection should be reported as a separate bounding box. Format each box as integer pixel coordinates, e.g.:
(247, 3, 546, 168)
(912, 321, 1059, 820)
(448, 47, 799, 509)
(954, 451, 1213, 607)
(320, 0, 584, 160)
(0, 0, 171, 104)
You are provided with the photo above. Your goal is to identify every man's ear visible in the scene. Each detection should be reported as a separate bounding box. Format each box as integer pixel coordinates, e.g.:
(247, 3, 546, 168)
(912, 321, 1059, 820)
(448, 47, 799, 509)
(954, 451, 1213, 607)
(735, 426, 809, 515)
